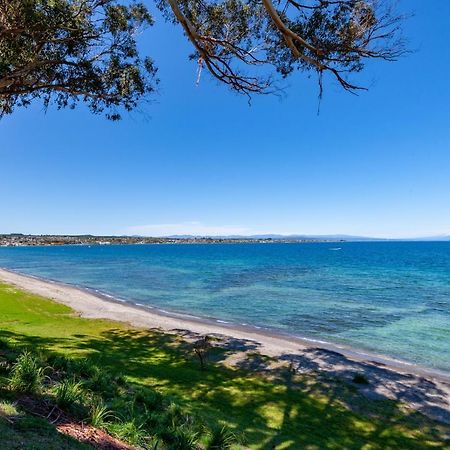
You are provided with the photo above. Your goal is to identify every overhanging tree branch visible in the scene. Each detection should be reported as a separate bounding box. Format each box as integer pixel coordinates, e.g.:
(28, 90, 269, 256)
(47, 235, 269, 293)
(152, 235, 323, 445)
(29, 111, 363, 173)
(1, 0, 407, 118)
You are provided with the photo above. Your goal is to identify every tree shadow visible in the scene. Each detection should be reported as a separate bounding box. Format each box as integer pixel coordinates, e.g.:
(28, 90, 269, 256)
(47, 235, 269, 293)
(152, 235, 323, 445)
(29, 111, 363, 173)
(1, 328, 449, 449)
(280, 347, 450, 425)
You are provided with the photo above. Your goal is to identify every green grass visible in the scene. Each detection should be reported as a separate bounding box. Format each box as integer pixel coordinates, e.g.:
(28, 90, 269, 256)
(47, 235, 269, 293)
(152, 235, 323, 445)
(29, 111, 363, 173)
(0, 282, 449, 449)
(0, 403, 90, 450)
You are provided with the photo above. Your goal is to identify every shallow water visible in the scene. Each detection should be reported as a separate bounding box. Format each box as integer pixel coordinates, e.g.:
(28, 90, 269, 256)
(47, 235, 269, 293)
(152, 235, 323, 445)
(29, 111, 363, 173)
(0, 242, 449, 371)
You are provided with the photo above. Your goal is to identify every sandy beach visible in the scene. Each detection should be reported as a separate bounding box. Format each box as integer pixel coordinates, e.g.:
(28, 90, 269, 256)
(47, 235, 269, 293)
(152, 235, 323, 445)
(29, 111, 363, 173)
(1, 267, 449, 424)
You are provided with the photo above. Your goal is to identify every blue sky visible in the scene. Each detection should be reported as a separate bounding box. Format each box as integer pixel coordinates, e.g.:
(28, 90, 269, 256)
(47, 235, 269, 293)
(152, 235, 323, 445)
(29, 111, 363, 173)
(1, 0, 449, 238)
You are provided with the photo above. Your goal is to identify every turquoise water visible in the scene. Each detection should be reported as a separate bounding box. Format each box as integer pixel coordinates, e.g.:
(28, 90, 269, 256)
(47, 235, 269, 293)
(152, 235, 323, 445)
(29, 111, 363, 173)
(0, 242, 449, 371)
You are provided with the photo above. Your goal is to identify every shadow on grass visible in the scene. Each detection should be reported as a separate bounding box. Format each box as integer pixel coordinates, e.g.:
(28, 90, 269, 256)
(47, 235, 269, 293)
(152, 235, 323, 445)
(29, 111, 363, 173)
(1, 328, 448, 450)
(279, 348, 450, 425)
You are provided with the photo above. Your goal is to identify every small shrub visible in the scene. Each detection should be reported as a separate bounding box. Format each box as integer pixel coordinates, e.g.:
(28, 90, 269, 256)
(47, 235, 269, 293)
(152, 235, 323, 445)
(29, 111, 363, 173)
(54, 378, 84, 408)
(154, 403, 201, 450)
(352, 373, 369, 384)
(9, 351, 45, 394)
(206, 424, 238, 450)
(90, 402, 114, 428)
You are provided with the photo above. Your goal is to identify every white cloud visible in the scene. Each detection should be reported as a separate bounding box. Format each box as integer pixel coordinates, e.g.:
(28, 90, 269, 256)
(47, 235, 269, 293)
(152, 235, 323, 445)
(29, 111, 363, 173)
(126, 221, 252, 237)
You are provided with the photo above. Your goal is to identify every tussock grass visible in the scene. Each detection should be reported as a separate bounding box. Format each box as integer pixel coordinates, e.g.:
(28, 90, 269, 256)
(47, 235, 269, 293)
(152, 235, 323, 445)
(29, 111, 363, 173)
(9, 351, 45, 394)
(106, 419, 149, 447)
(206, 424, 239, 450)
(89, 401, 114, 428)
(54, 378, 84, 408)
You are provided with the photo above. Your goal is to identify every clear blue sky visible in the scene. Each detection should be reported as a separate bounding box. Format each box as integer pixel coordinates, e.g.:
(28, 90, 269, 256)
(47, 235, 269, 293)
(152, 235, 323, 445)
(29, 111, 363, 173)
(1, 0, 449, 238)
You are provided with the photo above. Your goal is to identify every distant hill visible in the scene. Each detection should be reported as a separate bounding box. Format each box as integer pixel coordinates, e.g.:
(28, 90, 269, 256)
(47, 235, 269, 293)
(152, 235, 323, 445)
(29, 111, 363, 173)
(167, 234, 385, 241)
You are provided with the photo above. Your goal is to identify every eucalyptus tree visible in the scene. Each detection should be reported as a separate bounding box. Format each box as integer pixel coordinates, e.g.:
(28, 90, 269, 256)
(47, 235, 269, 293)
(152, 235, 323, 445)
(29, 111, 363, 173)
(0, 0, 405, 119)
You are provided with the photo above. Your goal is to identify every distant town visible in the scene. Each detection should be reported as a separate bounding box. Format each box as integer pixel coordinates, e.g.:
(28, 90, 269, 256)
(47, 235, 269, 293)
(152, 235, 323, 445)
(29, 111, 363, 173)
(0, 234, 343, 247)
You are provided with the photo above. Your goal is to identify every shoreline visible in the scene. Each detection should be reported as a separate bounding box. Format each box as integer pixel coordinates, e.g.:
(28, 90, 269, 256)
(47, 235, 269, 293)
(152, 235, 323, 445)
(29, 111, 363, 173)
(0, 266, 449, 382)
(1, 267, 450, 424)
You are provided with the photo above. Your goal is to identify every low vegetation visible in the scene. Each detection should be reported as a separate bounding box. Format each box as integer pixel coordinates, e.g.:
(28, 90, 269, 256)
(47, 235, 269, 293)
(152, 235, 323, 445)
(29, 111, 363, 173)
(9, 350, 45, 394)
(0, 282, 449, 449)
(1, 343, 240, 449)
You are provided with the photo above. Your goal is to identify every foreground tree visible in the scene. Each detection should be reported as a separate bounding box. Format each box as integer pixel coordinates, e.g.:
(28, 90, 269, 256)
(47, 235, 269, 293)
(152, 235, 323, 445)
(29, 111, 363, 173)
(0, 0, 405, 119)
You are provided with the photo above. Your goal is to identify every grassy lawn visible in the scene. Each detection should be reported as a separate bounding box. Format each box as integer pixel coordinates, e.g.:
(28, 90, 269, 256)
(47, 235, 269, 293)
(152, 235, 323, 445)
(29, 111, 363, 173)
(0, 282, 448, 449)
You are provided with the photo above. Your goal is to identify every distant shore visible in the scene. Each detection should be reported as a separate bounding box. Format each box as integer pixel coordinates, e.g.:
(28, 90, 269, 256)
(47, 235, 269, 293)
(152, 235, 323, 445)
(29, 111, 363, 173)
(1, 267, 449, 424)
(0, 233, 345, 247)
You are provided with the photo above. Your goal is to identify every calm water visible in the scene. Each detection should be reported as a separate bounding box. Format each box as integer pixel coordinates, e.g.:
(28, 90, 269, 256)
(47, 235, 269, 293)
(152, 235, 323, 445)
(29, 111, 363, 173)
(0, 242, 449, 371)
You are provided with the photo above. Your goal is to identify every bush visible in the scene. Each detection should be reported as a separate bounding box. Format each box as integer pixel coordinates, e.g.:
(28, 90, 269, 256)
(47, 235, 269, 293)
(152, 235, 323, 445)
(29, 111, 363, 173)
(9, 351, 45, 394)
(54, 378, 84, 408)
(206, 424, 238, 450)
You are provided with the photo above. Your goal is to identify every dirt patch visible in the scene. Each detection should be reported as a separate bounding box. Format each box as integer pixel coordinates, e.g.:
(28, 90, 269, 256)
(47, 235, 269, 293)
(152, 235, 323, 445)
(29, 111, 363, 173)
(16, 396, 137, 450)
(57, 423, 138, 450)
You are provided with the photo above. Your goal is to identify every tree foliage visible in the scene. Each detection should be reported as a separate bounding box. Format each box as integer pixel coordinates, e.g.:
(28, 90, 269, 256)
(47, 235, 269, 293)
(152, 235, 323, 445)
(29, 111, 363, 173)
(0, 0, 406, 118)
(0, 0, 157, 119)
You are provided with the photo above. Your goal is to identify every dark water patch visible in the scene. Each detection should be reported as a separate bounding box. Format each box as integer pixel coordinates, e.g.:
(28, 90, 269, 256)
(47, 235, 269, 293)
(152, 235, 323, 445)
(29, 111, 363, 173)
(280, 308, 405, 335)
(205, 265, 313, 292)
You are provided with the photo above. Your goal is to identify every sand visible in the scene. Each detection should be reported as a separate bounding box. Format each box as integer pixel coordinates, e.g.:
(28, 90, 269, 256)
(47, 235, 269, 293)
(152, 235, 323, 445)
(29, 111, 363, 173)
(1, 267, 449, 424)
